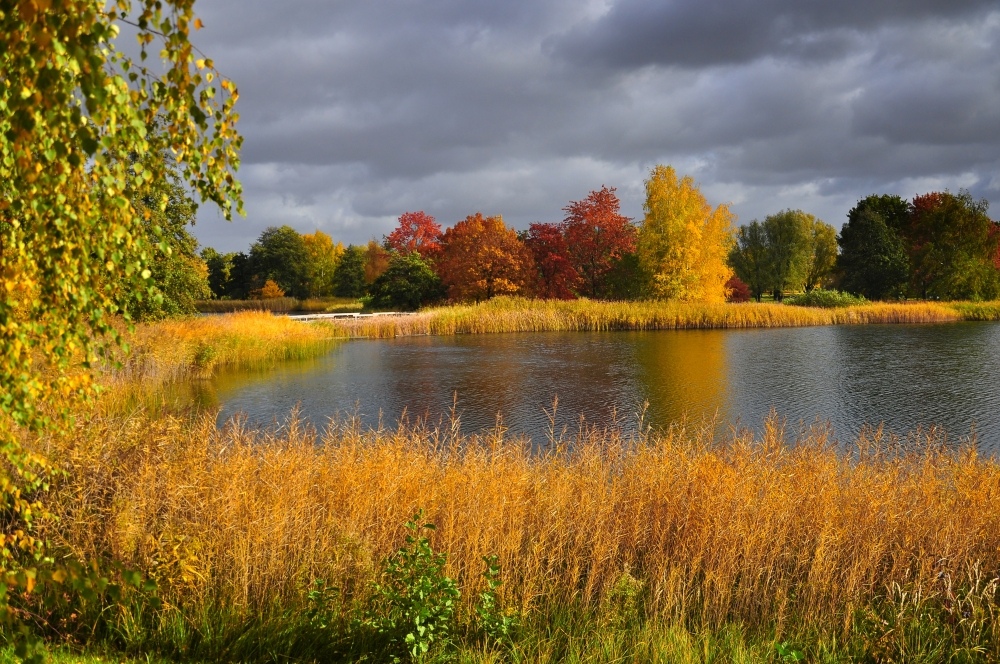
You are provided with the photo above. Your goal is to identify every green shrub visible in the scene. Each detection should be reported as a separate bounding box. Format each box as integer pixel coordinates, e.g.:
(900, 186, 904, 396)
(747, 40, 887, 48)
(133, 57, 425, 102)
(366, 510, 460, 661)
(785, 289, 869, 308)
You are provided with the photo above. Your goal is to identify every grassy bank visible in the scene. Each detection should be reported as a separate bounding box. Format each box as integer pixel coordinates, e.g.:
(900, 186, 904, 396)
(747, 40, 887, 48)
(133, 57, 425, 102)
(316, 296, 1000, 339)
(32, 407, 1000, 661)
(107, 311, 337, 387)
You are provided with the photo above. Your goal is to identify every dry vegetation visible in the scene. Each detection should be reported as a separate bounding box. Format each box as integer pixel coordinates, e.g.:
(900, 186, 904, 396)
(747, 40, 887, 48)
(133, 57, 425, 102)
(40, 406, 1000, 659)
(316, 296, 990, 339)
(26, 307, 1000, 660)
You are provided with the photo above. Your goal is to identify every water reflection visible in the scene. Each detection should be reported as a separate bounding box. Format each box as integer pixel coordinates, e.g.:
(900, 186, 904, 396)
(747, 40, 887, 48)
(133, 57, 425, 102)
(632, 330, 729, 428)
(208, 323, 1000, 452)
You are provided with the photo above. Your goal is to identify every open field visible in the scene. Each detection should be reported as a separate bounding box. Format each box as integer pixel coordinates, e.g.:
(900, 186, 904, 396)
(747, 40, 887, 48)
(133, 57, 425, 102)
(315, 296, 1000, 339)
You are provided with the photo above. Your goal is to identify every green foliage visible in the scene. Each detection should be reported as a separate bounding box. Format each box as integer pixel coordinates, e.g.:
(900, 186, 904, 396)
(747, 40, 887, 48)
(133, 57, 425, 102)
(784, 289, 868, 308)
(116, 152, 211, 321)
(803, 219, 838, 292)
(602, 251, 649, 300)
(333, 245, 368, 299)
(729, 221, 771, 301)
(200, 247, 236, 298)
(0, 0, 241, 654)
(774, 640, 806, 662)
(475, 555, 519, 644)
(247, 226, 311, 298)
(305, 578, 340, 631)
(368, 253, 444, 311)
(838, 207, 910, 300)
(367, 510, 460, 661)
(762, 209, 813, 300)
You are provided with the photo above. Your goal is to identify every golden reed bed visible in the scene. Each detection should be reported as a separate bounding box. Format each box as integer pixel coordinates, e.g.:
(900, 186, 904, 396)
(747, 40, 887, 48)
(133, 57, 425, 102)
(315, 297, 999, 339)
(45, 407, 1000, 637)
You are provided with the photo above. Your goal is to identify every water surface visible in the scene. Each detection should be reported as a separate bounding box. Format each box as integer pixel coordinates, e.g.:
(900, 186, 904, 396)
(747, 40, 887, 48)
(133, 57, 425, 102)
(191, 323, 1000, 451)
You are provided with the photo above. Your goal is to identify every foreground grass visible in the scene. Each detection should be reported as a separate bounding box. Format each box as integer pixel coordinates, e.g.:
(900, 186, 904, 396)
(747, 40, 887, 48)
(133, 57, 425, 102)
(317, 296, 1000, 338)
(26, 403, 1000, 662)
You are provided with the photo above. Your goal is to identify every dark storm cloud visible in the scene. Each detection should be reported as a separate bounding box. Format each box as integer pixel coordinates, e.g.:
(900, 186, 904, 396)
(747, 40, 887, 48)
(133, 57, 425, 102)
(186, 0, 1000, 252)
(549, 0, 998, 69)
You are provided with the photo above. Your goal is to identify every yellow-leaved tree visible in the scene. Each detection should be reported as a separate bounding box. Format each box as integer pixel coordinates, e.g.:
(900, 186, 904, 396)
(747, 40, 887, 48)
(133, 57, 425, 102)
(1, 1, 241, 657)
(302, 230, 345, 297)
(637, 165, 735, 303)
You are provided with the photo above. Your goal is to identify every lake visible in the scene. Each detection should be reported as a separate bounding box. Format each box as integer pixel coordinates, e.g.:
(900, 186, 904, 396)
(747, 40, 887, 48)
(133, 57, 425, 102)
(186, 322, 1000, 451)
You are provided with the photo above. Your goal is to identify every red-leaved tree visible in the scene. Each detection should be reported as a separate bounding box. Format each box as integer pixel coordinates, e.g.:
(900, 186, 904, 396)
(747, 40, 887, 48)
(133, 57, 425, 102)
(437, 213, 534, 302)
(385, 211, 442, 260)
(561, 186, 636, 298)
(524, 222, 578, 299)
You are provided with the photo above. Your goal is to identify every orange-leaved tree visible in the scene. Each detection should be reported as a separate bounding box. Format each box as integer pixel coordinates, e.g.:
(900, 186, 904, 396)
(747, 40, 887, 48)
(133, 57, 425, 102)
(437, 213, 534, 302)
(561, 186, 636, 298)
(638, 165, 734, 303)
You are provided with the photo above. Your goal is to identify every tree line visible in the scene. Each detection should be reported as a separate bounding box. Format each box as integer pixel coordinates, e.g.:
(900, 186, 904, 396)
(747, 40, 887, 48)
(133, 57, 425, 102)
(141, 168, 1000, 319)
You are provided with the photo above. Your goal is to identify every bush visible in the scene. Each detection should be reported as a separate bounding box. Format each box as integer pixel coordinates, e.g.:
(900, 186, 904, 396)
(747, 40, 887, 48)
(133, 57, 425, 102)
(785, 289, 869, 308)
(368, 254, 444, 311)
(725, 276, 751, 303)
(366, 511, 460, 661)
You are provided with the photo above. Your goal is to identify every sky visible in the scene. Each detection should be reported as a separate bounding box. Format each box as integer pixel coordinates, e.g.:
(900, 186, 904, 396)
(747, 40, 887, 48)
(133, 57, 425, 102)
(182, 0, 1000, 254)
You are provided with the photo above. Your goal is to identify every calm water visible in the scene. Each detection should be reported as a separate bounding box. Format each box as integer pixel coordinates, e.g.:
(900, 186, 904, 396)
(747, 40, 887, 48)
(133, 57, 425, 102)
(187, 323, 1000, 451)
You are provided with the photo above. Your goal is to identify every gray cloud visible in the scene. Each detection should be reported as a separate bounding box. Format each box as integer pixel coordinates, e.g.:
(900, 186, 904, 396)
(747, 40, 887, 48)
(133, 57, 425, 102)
(184, 0, 1000, 252)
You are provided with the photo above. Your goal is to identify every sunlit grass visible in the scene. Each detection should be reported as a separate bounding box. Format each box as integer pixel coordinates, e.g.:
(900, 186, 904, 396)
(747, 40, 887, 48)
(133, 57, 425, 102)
(41, 406, 1000, 657)
(316, 296, 989, 339)
(105, 311, 337, 389)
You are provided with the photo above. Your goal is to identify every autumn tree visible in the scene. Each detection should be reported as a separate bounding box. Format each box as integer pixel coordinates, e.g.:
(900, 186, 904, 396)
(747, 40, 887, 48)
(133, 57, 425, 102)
(0, 0, 241, 652)
(908, 191, 1000, 300)
(638, 165, 734, 303)
(523, 222, 578, 299)
(364, 239, 392, 285)
(385, 211, 442, 260)
(437, 213, 534, 302)
(561, 186, 636, 298)
(302, 230, 344, 297)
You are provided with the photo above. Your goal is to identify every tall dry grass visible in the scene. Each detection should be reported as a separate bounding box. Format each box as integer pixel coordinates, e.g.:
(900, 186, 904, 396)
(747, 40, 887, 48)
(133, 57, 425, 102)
(318, 296, 974, 339)
(44, 407, 1000, 638)
(106, 311, 336, 389)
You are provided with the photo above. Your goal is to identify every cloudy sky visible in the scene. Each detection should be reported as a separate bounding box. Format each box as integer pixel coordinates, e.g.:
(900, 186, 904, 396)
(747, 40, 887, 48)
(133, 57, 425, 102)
(183, 0, 1000, 254)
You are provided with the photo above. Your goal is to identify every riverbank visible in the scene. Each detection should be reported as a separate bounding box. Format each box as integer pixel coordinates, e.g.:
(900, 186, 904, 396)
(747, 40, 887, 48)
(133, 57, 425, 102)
(35, 406, 1000, 662)
(316, 296, 1000, 339)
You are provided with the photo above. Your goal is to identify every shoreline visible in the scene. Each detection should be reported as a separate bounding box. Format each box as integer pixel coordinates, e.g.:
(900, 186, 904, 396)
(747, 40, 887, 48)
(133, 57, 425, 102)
(312, 296, 1000, 339)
